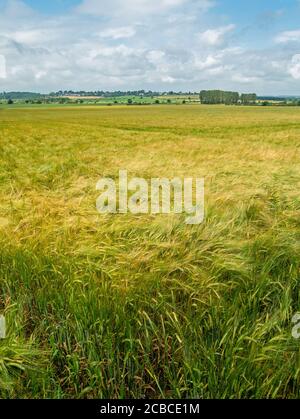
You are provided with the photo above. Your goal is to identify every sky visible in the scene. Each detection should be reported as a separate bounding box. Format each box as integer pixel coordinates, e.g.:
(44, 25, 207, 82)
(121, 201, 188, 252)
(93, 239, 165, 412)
(1, 0, 300, 94)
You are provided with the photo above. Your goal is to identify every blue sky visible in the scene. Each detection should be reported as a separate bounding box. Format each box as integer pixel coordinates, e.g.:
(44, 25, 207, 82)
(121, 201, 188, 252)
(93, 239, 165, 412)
(1, 0, 300, 93)
(24, 0, 82, 14)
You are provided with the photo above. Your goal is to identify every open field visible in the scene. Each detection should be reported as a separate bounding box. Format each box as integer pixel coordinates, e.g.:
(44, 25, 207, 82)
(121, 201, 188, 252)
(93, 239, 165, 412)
(0, 105, 300, 398)
(0, 93, 201, 107)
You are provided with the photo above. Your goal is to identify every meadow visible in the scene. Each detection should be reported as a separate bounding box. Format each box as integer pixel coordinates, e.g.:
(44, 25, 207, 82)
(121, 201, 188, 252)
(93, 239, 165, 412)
(0, 104, 300, 398)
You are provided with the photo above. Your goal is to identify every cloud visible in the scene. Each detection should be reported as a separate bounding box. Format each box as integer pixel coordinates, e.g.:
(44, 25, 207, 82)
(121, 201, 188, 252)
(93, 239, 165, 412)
(0, 0, 299, 94)
(276, 29, 300, 43)
(77, 0, 184, 16)
(76, 0, 213, 17)
(7, 29, 61, 45)
(288, 54, 300, 79)
(194, 54, 219, 70)
(197, 24, 235, 46)
(232, 74, 259, 84)
(0, 54, 6, 78)
(98, 26, 136, 40)
(1, 0, 36, 18)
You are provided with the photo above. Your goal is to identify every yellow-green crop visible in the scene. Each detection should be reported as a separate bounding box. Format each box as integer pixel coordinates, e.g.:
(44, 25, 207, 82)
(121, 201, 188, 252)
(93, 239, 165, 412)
(0, 104, 300, 398)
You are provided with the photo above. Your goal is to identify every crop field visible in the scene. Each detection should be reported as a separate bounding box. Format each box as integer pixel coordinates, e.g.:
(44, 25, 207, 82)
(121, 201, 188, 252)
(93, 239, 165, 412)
(0, 105, 300, 398)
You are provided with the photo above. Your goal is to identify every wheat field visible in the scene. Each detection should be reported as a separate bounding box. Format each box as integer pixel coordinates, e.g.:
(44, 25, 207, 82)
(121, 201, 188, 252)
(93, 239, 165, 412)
(0, 104, 300, 398)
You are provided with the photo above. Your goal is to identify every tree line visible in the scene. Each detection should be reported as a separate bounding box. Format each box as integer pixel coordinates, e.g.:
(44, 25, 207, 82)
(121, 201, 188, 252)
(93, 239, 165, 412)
(200, 90, 257, 105)
(0, 91, 43, 100)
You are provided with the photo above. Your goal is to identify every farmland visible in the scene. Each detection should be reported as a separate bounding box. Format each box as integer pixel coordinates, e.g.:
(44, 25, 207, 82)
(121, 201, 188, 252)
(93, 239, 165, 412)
(0, 93, 201, 107)
(0, 105, 300, 398)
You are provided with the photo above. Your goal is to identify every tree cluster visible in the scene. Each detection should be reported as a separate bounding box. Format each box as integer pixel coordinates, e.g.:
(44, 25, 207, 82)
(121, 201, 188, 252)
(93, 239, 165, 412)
(240, 94, 257, 104)
(200, 90, 257, 105)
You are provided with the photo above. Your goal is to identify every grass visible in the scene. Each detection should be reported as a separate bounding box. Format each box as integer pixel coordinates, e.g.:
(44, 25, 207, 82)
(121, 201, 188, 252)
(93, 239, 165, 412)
(0, 104, 300, 398)
(0, 93, 200, 107)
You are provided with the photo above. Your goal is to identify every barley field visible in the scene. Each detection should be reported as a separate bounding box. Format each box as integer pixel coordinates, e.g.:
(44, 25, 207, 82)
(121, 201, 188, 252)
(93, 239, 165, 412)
(0, 105, 300, 398)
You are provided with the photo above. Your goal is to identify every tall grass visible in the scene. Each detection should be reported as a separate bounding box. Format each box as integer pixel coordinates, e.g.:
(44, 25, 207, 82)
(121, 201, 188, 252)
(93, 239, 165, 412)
(0, 105, 300, 398)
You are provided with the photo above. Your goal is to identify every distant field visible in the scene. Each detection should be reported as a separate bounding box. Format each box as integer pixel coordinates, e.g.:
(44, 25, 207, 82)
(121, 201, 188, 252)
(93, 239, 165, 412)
(0, 94, 200, 107)
(0, 105, 300, 398)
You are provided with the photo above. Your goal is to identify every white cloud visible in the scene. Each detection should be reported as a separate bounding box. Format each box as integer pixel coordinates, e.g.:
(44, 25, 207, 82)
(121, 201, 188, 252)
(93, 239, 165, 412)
(7, 29, 60, 45)
(276, 29, 300, 43)
(288, 54, 300, 79)
(147, 50, 166, 63)
(194, 54, 219, 70)
(77, 0, 183, 16)
(207, 65, 232, 76)
(161, 75, 176, 83)
(98, 26, 136, 40)
(76, 0, 213, 17)
(0, 0, 298, 94)
(232, 74, 259, 84)
(197, 24, 235, 46)
(35, 70, 47, 80)
(0, 54, 6, 78)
